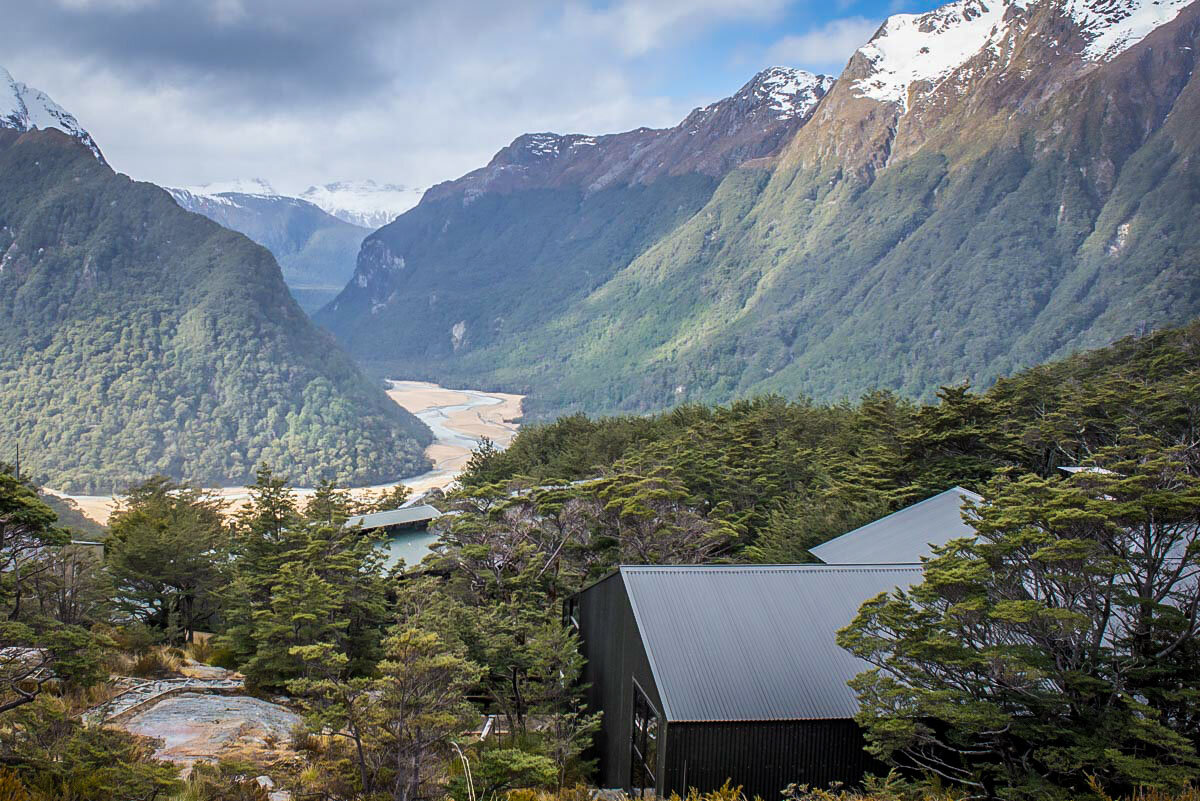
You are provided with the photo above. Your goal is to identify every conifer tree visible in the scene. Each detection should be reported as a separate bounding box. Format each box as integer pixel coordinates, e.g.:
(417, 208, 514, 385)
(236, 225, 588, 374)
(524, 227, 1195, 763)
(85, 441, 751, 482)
(304, 479, 354, 526)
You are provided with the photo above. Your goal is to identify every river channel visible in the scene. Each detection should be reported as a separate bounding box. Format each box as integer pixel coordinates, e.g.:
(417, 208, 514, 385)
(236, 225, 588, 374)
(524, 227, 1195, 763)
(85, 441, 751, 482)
(51, 380, 523, 527)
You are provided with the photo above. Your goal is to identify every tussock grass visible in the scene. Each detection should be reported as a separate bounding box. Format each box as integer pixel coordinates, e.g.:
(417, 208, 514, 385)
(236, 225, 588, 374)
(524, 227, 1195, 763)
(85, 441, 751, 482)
(184, 637, 216, 665)
(109, 644, 185, 678)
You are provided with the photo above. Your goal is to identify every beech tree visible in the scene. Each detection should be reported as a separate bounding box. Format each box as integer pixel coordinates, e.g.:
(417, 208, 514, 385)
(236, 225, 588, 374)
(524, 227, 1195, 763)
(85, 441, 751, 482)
(0, 468, 67, 622)
(104, 477, 227, 642)
(291, 628, 480, 801)
(586, 468, 737, 565)
(839, 445, 1200, 798)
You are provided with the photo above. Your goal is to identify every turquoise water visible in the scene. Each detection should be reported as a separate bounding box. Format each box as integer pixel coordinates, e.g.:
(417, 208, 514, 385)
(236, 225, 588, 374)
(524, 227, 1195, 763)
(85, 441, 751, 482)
(379, 529, 440, 570)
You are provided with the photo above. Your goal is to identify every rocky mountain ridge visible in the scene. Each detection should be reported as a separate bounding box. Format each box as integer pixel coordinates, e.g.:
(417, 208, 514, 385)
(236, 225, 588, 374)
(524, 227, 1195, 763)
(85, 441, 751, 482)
(317, 66, 836, 368)
(423, 66, 834, 203)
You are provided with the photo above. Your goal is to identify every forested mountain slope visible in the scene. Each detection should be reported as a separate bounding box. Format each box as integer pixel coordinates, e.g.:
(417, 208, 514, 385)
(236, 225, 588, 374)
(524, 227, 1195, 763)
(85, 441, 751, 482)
(458, 316, 1200, 561)
(168, 187, 370, 312)
(316, 67, 834, 377)
(323, 0, 1200, 419)
(0, 128, 431, 493)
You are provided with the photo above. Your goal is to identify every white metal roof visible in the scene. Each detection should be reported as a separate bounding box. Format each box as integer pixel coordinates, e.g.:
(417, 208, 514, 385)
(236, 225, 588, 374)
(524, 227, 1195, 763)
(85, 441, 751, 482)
(344, 504, 442, 531)
(809, 486, 981, 565)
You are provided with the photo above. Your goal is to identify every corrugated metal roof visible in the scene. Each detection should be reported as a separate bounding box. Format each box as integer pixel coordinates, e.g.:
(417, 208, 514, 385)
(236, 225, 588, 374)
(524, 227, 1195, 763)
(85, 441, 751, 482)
(809, 486, 982, 565)
(344, 504, 442, 531)
(620, 564, 922, 722)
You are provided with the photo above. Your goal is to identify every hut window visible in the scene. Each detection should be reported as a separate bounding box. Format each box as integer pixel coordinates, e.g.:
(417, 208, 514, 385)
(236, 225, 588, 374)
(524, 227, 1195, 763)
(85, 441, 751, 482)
(566, 597, 580, 630)
(631, 683, 660, 797)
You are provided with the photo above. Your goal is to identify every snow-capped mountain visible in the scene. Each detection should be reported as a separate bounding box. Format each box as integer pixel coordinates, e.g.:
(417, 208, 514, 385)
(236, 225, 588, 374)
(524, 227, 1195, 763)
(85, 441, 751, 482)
(851, 0, 1195, 111)
(321, 0, 1200, 419)
(175, 178, 279, 198)
(173, 179, 423, 231)
(300, 181, 425, 229)
(0, 65, 103, 162)
(852, 0, 1028, 110)
(795, 0, 1200, 173)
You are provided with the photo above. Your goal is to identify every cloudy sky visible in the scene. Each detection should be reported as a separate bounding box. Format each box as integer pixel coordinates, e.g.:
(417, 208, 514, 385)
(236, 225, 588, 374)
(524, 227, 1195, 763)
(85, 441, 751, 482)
(1, 0, 938, 194)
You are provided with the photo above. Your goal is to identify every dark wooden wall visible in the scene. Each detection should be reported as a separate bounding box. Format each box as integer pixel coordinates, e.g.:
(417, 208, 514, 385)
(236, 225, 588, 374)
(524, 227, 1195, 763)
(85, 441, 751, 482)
(572, 572, 666, 790)
(661, 720, 882, 799)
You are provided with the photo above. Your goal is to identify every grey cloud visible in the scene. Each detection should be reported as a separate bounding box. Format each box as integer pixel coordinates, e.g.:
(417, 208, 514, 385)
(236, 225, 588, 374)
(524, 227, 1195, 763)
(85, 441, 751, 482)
(0, 0, 795, 193)
(9, 0, 540, 109)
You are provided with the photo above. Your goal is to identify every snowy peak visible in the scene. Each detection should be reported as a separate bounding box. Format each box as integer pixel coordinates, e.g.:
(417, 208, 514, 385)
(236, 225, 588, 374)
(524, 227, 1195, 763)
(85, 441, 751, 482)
(166, 186, 308, 215)
(1063, 0, 1196, 59)
(684, 66, 835, 127)
(300, 181, 425, 229)
(0, 65, 103, 162)
(177, 178, 279, 197)
(852, 0, 1195, 110)
(852, 0, 1029, 109)
(742, 66, 836, 120)
(167, 180, 292, 215)
(170, 179, 423, 230)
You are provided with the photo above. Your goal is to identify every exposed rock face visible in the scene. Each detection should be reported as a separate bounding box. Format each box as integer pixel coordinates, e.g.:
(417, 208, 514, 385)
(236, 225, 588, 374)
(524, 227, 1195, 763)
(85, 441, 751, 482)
(119, 692, 301, 771)
(93, 668, 301, 780)
(89, 675, 247, 725)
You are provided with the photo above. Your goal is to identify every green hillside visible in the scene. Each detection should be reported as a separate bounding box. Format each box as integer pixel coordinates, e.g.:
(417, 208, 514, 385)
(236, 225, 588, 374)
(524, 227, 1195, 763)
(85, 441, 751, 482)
(522, 128, 1200, 416)
(0, 128, 431, 493)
